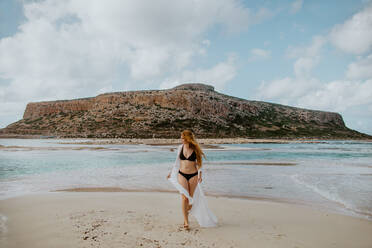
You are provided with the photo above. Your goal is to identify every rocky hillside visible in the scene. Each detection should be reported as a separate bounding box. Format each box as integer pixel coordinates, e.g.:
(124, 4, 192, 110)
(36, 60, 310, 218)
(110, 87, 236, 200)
(0, 83, 370, 139)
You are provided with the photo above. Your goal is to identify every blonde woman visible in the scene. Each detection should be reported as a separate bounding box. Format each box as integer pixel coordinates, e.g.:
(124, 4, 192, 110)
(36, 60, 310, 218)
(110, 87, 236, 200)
(167, 130, 217, 229)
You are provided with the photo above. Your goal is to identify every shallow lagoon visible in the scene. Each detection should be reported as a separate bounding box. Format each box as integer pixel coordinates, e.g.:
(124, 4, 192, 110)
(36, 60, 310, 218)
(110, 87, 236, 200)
(0, 138, 371, 221)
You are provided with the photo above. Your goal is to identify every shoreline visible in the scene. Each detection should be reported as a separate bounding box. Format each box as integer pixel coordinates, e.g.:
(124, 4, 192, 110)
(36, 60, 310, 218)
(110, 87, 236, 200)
(52, 187, 372, 221)
(1, 136, 372, 146)
(0, 135, 372, 146)
(2, 186, 371, 223)
(1, 137, 371, 152)
(1, 191, 372, 248)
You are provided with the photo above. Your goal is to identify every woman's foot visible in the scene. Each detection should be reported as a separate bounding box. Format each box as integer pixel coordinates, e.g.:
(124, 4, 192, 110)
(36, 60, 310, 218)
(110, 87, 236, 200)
(183, 222, 190, 230)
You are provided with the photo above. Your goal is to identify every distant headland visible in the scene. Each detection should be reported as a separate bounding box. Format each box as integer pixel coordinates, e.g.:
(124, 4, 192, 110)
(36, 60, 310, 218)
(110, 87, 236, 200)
(0, 83, 370, 139)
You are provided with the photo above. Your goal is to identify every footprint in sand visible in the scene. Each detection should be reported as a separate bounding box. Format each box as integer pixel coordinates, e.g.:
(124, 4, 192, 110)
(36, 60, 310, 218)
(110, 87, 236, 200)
(275, 233, 287, 239)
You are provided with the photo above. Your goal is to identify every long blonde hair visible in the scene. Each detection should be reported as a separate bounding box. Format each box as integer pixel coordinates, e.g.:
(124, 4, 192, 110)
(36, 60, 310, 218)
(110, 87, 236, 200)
(181, 130, 205, 169)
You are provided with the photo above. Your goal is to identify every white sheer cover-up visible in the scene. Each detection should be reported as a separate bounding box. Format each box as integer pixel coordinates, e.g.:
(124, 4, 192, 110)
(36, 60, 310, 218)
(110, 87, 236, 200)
(168, 144, 218, 227)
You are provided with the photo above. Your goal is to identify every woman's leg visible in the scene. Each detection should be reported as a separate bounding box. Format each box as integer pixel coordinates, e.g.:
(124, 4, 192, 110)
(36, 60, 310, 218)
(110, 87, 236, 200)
(178, 173, 190, 227)
(187, 175, 198, 211)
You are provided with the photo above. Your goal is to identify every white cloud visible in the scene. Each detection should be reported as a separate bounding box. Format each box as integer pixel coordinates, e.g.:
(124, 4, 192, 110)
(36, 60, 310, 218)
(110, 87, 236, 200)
(256, 3, 372, 122)
(160, 55, 236, 92)
(329, 4, 372, 54)
(0, 101, 27, 121)
(0, 0, 273, 127)
(287, 36, 326, 59)
(297, 80, 372, 112)
(257, 36, 325, 100)
(257, 32, 372, 115)
(0, 0, 255, 91)
(202, 40, 211, 47)
(254, 8, 275, 24)
(290, 0, 303, 14)
(294, 57, 319, 78)
(256, 77, 372, 115)
(256, 77, 321, 103)
(346, 54, 372, 80)
(254, 3, 372, 134)
(286, 36, 326, 78)
(248, 48, 271, 61)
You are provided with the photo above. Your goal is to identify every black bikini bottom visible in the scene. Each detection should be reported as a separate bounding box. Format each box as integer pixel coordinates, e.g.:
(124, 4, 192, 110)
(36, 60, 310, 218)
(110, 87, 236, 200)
(178, 170, 198, 181)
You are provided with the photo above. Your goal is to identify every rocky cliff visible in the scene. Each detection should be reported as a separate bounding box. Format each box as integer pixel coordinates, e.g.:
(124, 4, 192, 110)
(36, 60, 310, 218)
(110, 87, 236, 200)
(0, 83, 369, 139)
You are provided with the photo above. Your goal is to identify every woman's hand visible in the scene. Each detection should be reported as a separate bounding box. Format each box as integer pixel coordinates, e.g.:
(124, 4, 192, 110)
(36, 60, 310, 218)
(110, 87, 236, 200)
(166, 172, 171, 179)
(198, 173, 202, 183)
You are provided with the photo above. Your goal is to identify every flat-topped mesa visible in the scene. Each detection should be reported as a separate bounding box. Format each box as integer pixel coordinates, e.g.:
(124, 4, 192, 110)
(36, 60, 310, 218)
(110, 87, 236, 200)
(171, 83, 215, 92)
(2, 83, 370, 139)
(22, 83, 215, 120)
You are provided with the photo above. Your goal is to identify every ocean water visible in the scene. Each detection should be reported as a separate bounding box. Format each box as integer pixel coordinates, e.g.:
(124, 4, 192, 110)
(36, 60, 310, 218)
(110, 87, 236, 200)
(0, 138, 371, 221)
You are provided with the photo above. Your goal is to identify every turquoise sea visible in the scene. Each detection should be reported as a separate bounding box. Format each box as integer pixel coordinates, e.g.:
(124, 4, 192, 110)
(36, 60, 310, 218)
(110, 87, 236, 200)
(0, 138, 371, 221)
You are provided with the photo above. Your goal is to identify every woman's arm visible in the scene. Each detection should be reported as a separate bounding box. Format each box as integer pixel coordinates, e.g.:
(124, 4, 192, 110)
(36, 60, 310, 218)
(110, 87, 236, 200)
(197, 161, 203, 183)
(166, 145, 182, 179)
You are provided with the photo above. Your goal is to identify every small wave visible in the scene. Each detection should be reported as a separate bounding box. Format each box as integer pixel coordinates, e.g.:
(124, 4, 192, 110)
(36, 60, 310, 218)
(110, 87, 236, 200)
(206, 147, 271, 151)
(53, 187, 175, 193)
(205, 161, 296, 166)
(290, 174, 372, 220)
(317, 147, 354, 151)
(0, 145, 121, 151)
(290, 174, 348, 207)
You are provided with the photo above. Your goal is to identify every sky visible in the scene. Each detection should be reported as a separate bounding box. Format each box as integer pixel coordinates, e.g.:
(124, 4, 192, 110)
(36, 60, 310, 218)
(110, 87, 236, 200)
(0, 0, 372, 135)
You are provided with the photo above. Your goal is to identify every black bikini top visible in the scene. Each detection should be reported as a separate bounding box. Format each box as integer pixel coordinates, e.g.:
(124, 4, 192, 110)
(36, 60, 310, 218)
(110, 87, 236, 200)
(179, 145, 197, 161)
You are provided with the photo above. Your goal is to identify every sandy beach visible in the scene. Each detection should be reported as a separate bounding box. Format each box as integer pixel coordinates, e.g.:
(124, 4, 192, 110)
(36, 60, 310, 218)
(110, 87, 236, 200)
(1, 191, 372, 248)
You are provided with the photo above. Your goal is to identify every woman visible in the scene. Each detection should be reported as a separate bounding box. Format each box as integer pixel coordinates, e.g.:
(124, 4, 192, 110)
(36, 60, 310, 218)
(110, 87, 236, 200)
(167, 130, 218, 230)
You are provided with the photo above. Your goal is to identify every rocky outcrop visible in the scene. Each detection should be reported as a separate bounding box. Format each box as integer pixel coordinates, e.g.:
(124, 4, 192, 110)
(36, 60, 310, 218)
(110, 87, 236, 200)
(0, 83, 370, 139)
(23, 98, 95, 119)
